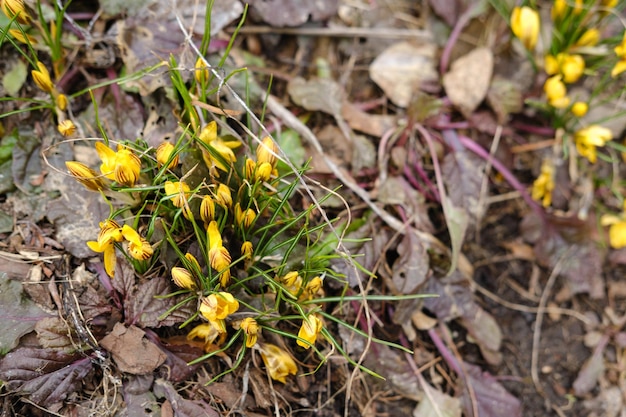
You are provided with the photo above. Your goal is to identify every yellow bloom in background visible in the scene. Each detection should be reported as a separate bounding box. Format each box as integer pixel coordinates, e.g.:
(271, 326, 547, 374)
(245, 158, 256, 181)
(199, 292, 239, 321)
(214, 183, 232, 208)
(612, 33, 626, 77)
(575, 125, 613, 163)
(240, 317, 260, 348)
(551, 0, 567, 21)
(304, 276, 323, 297)
(281, 271, 302, 295)
(200, 195, 215, 223)
(510, 6, 540, 50)
(241, 241, 253, 260)
(601, 209, 626, 249)
(187, 321, 226, 350)
(32, 61, 54, 93)
(575, 29, 600, 47)
(56, 93, 68, 111)
(256, 136, 279, 167)
(255, 161, 273, 183)
(235, 203, 256, 228)
(544, 55, 559, 76)
(531, 159, 555, 208)
(297, 314, 323, 348)
(65, 161, 105, 191)
(156, 142, 179, 169)
(560, 54, 585, 83)
(571, 101, 588, 117)
(544, 75, 570, 108)
(612, 60, 626, 77)
(164, 180, 191, 208)
(259, 343, 297, 383)
(171, 267, 196, 290)
(8, 28, 36, 44)
(95, 142, 142, 187)
(1, 0, 31, 25)
(122, 224, 153, 260)
(197, 121, 241, 172)
(58, 120, 76, 137)
(194, 57, 209, 84)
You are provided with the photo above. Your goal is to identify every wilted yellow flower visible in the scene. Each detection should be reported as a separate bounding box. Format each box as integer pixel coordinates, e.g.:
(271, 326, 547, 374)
(86, 219, 124, 277)
(9, 28, 35, 44)
(214, 183, 232, 208)
(122, 224, 153, 260)
(259, 343, 297, 383)
(200, 195, 215, 223)
(199, 292, 239, 321)
(187, 321, 226, 349)
(240, 317, 260, 348)
(241, 241, 253, 260)
(164, 181, 191, 208)
(197, 121, 241, 172)
(95, 142, 142, 187)
(194, 57, 209, 84)
(156, 142, 179, 169)
(256, 136, 279, 167)
(510, 6, 540, 50)
(56, 93, 68, 111)
(171, 267, 196, 290)
(1, 0, 31, 25)
(297, 314, 323, 348)
(66, 161, 105, 191)
(571, 101, 588, 117)
(531, 159, 555, 208)
(32, 61, 53, 93)
(58, 120, 76, 137)
(544, 75, 570, 108)
(235, 203, 256, 228)
(575, 29, 600, 47)
(575, 125, 613, 163)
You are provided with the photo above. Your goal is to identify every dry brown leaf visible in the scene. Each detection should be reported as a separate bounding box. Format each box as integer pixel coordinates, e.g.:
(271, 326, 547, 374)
(100, 323, 167, 375)
(443, 47, 493, 116)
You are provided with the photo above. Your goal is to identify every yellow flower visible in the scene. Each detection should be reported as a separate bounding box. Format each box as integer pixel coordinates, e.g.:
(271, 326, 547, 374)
(560, 54, 585, 83)
(255, 162, 273, 183)
(612, 33, 626, 77)
(256, 136, 279, 167)
(214, 183, 232, 208)
(207, 221, 223, 250)
(122, 224, 153, 260)
(199, 292, 239, 322)
(575, 29, 600, 47)
(551, 0, 567, 21)
(510, 6, 540, 50)
(197, 121, 241, 172)
(305, 276, 323, 297)
(612, 60, 626, 78)
(531, 159, 555, 208)
(245, 158, 256, 181)
(1, 0, 31, 25)
(31, 61, 53, 93)
(259, 343, 297, 383)
(65, 161, 105, 191)
(95, 142, 142, 187)
(571, 101, 588, 117)
(187, 321, 226, 350)
(544, 75, 570, 109)
(297, 314, 323, 348)
(241, 241, 253, 260)
(194, 57, 209, 84)
(240, 317, 260, 348)
(8, 28, 36, 44)
(58, 120, 76, 137)
(164, 181, 191, 208)
(171, 267, 196, 290)
(200, 195, 215, 223)
(235, 203, 256, 228)
(210, 246, 232, 286)
(575, 125, 613, 163)
(281, 271, 302, 295)
(56, 93, 68, 111)
(184, 252, 201, 274)
(86, 219, 124, 277)
(156, 142, 179, 169)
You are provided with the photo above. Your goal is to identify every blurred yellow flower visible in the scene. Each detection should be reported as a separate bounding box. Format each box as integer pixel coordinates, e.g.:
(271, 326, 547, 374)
(531, 159, 555, 208)
(510, 6, 540, 50)
(571, 101, 588, 117)
(187, 321, 226, 350)
(31, 61, 53, 93)
(259, 343, 297, 383)
(240, 317, 260, 348)
(56, 93, 68, 111)
(545, 53, 584, 83)
(65, 161, 105, 191)
(122, 224, 153, 260)
(241, 241, 253, 260)
(156, 142, 179, 169)
(199, 292, 239, 322)
(95, 142, 142, 187)
(575, 125, 612, 163)
(575, 29, 600, 47)
(612, 33, 626, 77)
(194, 57, 209, 84)
(297, 314, 323, 348)
(164, 181, 191, 208)
(601, 210, 626, 249)
(255, 161, 273, 183)
(304, 276, 323, 298)
(544, 75, 570, 108)
(256, 136, 279, 167)
(551, 0, 567, 21)
(8, 28, 35, 44)
(58, 120, 76, 137)
(1, 0, 31, 25)
(171, 267, 196, 290)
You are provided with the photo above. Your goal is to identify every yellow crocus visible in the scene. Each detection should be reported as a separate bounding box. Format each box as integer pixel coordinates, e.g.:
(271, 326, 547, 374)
(184, 252, 201, 274)
(560, 54, 585, 83)
(510, 6, 540, 50)
(1, 0, 31, 25)
(235, 203, 256, 228)
(187, 321, 226, 350)
(259, 343, 297, 383)
(531, 159, 555, 208)
(8, 28, 36, 44)
(65, 161, 105, 191)
(281, 271, 302, 296)
(95, 142, 142, 187)
(194, 57, 209, 84)
(171, 267, 196, 290)
(240, 317, 260, 348)
(297, 314, 323, 349)
(197, 121, 241, 172)
(214, 183, 232, 208)
(256, 136, 279, 167)
(210, 245, 232, 286)
(58, 120, 76, 137)
(575, 29, 600, 47)
(571, 101, 588, 117)
(121, 224, 153, 260)
(31, 61, 53, 93)
(86, 219, 124, 277)
(544, 75, 570, 108)
(574, 125, 613, 163)
(155, 142, 179, 169)
(200, 195, 215, 223)
(241, 241, 253, 260)
(612, 33, 626, 77)
(551, 0, 567, 21)
(199, 292, 239, 322)
(164, 181, 191, 208)
(56, 93, 68, 111)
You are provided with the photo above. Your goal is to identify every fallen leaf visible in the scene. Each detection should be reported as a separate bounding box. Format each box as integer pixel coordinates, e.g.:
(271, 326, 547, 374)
(442, 148, 486, 224)
(246, 0, 337, 27)
(0, 347, 93, 407)
(443, 47, 493, 116)
(129, 274, 195, 328)
(441, 198, 469, 276)
(287, 77, 344, 115)
(392, 231, 430, 294)
(123, 375, 160, 416)
(369, 41, 439, 107)
(154, 378, 219, 417)
(341, 102, 396, 137)
(363, 343, 422, 401)
(573, 336, 608, 395)
(458, 362, 522, 417)
(100, 323, 167, 375)
(413, 381, 462, 417)
(35, 317, 74, 351)
(486, 75, 523, 124)
(2, 60, 27, 96)
(0, 273, 51, 354)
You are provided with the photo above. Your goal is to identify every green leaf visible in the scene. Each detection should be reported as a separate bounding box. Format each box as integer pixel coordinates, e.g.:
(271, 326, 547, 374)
(2, 60, 27, 96)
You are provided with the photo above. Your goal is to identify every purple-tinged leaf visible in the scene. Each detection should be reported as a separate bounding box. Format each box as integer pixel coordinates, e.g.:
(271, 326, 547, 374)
(0, 347, 93, 406)
(391, 231, 430, 294)
(441, 148, 486, 224)
(0, 274, 52, 354)
(158, 339, 204, 382)
(154, 378, 219, 417)
(458, 362, 522, 417)
(123, 375, 160, 416)
(35, 317, 74, 350)
(573, 334, 609, 395)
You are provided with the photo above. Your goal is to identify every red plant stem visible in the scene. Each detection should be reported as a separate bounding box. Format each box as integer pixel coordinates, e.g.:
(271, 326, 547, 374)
(440, 5, 478, 74)
(427, 327, 461, 374)
(511, 122, 555, 136)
